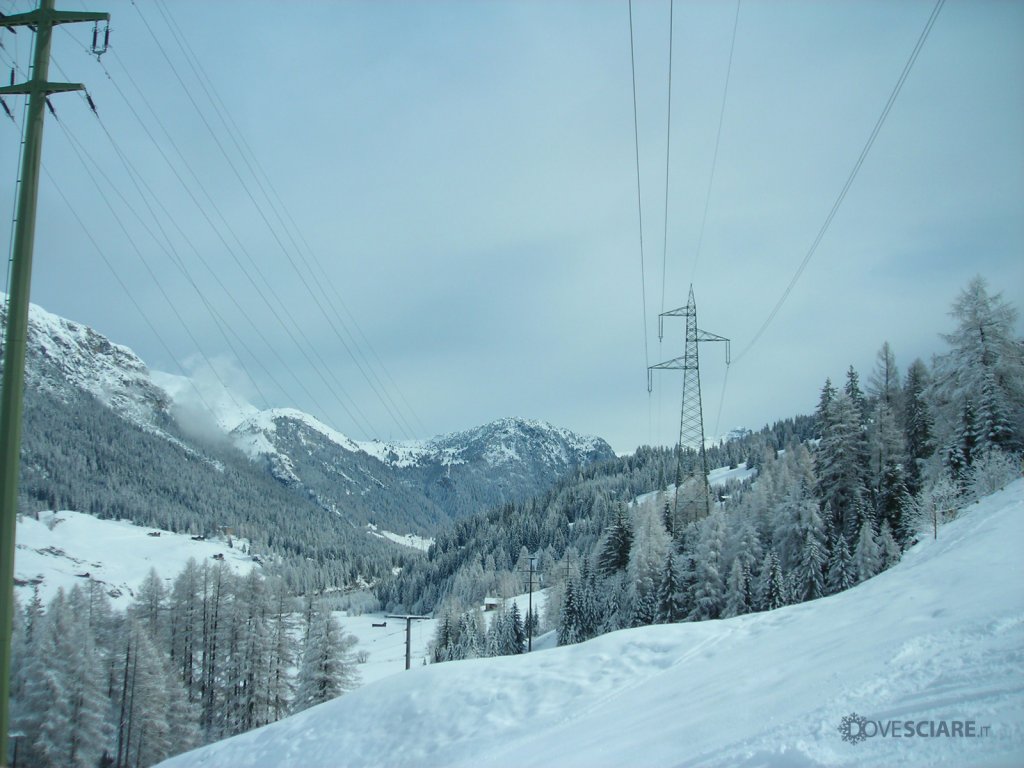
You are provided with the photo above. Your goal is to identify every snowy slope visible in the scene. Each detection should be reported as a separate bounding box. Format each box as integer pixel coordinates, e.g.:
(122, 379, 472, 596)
(160, 481, 1024, 768)
(15, 511, 256, 610)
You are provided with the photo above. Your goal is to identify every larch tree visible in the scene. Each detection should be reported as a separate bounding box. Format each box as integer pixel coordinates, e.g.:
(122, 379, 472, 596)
(293, 609, 360, 714)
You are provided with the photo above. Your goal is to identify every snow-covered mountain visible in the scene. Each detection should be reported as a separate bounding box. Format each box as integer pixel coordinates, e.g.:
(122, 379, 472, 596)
(5, 298, 170, 428)
(9, 298, 615, 537)
(226, 409, 616, 530)
(160, 480, 1024, 768)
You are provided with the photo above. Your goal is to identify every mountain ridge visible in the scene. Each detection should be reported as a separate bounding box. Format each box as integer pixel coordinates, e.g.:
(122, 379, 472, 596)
(7, 298, 616, 537)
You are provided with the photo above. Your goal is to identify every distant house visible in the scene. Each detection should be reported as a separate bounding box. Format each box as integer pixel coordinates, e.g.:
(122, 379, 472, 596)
(482, 596, 500, 612)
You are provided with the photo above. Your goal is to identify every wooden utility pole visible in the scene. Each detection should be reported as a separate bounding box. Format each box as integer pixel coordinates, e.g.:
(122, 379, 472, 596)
(0, 3, 109, 764)
(519, 556, 541, 652)
(386, 614, 429, 670)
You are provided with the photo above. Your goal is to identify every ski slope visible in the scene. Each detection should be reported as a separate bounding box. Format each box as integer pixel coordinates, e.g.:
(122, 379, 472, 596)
(159, 480, 1024, 768)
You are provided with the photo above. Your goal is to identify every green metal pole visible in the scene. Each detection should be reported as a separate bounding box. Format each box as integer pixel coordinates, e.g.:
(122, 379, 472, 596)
(0, 2, 56, 763)
(0, 4, 108, 758)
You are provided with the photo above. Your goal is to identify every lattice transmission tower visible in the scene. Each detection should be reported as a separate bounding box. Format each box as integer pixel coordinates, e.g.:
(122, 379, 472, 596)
(648, 285, 729, 531)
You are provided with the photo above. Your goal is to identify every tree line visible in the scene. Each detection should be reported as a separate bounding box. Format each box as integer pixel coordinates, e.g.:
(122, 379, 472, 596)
(421, 276, 1022, 657)
(10, 559, 361, 767)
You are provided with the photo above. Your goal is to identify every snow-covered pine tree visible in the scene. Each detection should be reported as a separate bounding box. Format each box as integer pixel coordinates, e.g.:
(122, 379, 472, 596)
(902, 358, 934, 494)
(853, 520, 882, 583)
(930, 277, 1024, 457)
(845, 366, 868, 427)
(655, 550, 686, 623)
(878, 520, 902, 570)
(507, 603, 527, 655)
(597, 504, 633, 576)
(825, 535, 855, 595)
(758, 550, 785, 611)
(792, 528, 827, 602)
(557, 577, 583, 646)
(689, 513, 727, 621)
(292, 609, 360, 713)
(627, 499, 671, 627)
(723, 559, 752, 618)
(816, 391, 871, 541)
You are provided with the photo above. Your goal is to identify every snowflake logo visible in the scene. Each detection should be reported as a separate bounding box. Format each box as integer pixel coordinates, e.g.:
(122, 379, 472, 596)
(838, 712, 869, 745)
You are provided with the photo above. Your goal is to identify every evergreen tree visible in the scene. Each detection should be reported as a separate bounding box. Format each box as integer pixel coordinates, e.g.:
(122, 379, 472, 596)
(868, 341, 902, 410)
(557, 577, 583, 646)
(655, 550, 686, 623)
(508, 603, 527, 655)
(878, 520, 902, 570)
(293, 609, 360, 713)
(845, 366, 868, 426)
(853, 520, 882, 583)
(597, 505, 633, 575)
(723, 559, 752, 618)
(689, 513, 727, 621)
(825, 535, 855, 595)
(793, 528, 827, 602)
(930, 277, 1024, 455)
(816, 391, 871, 541)
(902, 358, 934, 494)
(815, 378, 838, 439)
(758, 550, 785, 611)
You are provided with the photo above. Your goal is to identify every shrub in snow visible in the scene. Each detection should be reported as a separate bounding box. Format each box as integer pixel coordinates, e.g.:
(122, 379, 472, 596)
(967, 449, 1021, 500)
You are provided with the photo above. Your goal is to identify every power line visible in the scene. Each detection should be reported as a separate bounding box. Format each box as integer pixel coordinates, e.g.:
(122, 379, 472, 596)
(40, 162, 222, 421)
(628, 0, 651, 380)
(88, 55, 365, 434)
(84, 46, 379, 439)
(129, 0, 415, 441)
(659, 0, 674, 319)
(148, 0, 425, 440)
(733, 0, 946, 364)
(690, 0, 741, 285)
(51, 116, 248, 413)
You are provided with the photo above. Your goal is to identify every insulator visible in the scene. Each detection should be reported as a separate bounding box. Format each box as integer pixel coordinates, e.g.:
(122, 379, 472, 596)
(104, 26, 110, 49)
(92, 23, 98, 50)
(45, 97, 56, 119)
(8, 68, 13, 86)
(0, 97, 13, 122)
(86, 92, 97, 114)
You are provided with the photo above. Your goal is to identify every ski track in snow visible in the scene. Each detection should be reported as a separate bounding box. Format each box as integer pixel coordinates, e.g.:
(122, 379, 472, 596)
(159, 481, 1024, 768)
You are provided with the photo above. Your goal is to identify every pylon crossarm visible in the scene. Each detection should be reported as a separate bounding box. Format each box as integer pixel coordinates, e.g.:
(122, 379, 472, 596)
(695, 329, 728, 343)
(0, 82, 83, 96)
(0, 8, 107, 25)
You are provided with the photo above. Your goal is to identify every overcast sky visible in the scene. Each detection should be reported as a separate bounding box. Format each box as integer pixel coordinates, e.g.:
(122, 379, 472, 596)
(2, 0, 1022, 454)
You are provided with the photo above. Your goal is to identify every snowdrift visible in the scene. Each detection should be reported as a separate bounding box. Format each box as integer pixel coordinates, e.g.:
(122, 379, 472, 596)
(159, 481, 1024, 768)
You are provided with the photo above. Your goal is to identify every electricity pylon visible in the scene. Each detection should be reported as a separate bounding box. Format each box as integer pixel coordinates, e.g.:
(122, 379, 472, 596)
(0, 3, 109, 764)
(648, 285, 729, 531)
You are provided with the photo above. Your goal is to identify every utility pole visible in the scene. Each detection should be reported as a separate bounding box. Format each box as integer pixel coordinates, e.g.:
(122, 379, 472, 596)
(648, 285, 729, 530)
(0, 3, 109, 764)
(519, 556, 541, 652)
(386, 614, 429, 670)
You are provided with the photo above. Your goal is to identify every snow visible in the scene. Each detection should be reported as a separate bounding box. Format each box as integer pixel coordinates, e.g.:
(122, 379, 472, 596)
(365, 524, 434, 553)
(708, 461, 757, 487)
(15, 510, 257, 610)
(633, 463, 757, 508)
(231, 407, 364, 460)
(339, 612, 437, 686)
(160, 480, 1024, 768)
